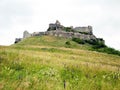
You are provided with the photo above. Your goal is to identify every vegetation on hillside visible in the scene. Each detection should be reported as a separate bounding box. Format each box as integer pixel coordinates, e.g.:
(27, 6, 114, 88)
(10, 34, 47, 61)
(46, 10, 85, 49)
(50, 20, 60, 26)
(0, 36, 120, 90)
(64, 27, 74, 32)
(72, 37, 120, 56)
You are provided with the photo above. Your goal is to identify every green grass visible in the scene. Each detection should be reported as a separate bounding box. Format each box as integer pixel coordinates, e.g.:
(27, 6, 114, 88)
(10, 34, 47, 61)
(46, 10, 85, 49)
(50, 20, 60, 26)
(13, 36, 90, 49)
(72, 37, 120, 56)
(0, 36, 120, 90)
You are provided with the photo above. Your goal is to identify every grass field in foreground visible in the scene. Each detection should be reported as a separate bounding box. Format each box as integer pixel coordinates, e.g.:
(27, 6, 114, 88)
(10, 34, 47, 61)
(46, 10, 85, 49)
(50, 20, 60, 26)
(0, 36, 120, 90)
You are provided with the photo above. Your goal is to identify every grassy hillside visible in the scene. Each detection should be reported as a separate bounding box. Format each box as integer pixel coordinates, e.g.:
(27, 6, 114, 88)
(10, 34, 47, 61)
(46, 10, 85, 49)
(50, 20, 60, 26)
(0, 36, 120, 90)
(14, 36, 90, 49)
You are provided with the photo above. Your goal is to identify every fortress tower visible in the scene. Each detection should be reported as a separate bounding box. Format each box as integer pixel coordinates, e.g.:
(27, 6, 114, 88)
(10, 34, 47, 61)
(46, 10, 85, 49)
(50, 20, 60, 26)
(23, 30, 31, 38)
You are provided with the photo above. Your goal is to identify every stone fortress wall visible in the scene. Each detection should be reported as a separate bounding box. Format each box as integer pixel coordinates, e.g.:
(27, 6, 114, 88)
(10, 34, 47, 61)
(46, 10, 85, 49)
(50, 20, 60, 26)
(15, 20, 104, 43)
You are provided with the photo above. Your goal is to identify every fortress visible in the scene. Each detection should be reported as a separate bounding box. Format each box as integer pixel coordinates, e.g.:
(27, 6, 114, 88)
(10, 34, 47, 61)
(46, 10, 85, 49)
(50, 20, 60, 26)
(15, 20, 104, 43)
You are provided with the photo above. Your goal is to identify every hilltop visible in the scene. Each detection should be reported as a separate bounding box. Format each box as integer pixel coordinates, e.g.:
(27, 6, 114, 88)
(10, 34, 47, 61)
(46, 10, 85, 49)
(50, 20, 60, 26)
(0, 35, 120, 90)
(0, 21, 120, 90)
(15, 20, 120, 56)
(15, 20, 104, 44)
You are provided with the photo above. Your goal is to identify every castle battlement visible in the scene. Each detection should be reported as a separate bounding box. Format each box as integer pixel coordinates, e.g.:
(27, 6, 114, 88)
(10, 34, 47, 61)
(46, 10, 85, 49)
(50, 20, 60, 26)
(15, 20, 104, 44)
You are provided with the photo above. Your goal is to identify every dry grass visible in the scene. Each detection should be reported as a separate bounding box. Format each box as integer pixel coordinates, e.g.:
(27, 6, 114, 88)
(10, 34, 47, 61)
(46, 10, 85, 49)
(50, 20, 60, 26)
(0, 36, 120, 90)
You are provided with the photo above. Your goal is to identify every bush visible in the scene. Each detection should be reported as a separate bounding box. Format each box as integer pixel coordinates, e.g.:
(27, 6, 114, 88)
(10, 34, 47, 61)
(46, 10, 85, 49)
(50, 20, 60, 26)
(94, 47, 120, 56)
(91, 41, 120, 56)
(72, 37, 120, 56)
(65, 41, 71, 45)
(79, 32, 89, 35)
(64, 27, 73, 32)
(72, 38, 85, 44)
(72, 38, 106, 47)
(85, 39, 106, 48)
(92, 42, 106, 49)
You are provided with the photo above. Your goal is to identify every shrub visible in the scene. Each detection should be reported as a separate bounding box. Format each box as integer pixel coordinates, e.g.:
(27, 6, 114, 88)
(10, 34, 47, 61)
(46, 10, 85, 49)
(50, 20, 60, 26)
(72, 37, 120, 56)
(79, 32, 89, 35)
(72, 38, 106, 48)
(65, 41, 71, 45)
(72, 38, 85, 44)
(64, 27, 73, 32)
(85, 39, 106, 48)
(92, 42, 106, 49)
(95, 47, 120, 56)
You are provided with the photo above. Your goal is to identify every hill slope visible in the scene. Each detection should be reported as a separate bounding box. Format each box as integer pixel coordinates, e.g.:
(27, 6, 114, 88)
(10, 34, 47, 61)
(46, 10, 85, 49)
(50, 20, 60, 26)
(0, 36, 120, 90)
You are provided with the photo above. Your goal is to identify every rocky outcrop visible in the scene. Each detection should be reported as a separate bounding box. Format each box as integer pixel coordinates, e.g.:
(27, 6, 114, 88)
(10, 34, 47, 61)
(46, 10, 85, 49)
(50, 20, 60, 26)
(14, 38, 22, 43)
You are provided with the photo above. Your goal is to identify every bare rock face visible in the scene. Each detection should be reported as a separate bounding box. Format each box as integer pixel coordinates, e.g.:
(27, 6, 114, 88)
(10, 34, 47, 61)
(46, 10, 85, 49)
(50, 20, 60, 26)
(14, 38, 22, 43)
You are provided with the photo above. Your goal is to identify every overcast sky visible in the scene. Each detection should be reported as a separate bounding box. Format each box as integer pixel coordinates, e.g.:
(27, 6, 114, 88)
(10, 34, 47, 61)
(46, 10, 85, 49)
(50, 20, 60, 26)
(0, 0, 120, 50)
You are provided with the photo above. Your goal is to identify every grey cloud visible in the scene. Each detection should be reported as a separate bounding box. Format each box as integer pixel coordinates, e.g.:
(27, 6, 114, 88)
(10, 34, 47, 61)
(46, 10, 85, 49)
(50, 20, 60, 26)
(0, 0, 120, 49)
(0, 0, 32, 29)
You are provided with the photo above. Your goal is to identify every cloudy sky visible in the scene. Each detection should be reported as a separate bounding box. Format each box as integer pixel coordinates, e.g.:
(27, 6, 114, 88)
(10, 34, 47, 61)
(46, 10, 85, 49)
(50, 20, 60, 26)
(0, 0, 120, 50)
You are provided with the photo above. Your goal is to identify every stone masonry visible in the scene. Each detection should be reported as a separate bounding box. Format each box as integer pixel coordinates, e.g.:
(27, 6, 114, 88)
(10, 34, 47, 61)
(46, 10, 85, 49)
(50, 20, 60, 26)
(15, 20, 104, 43)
